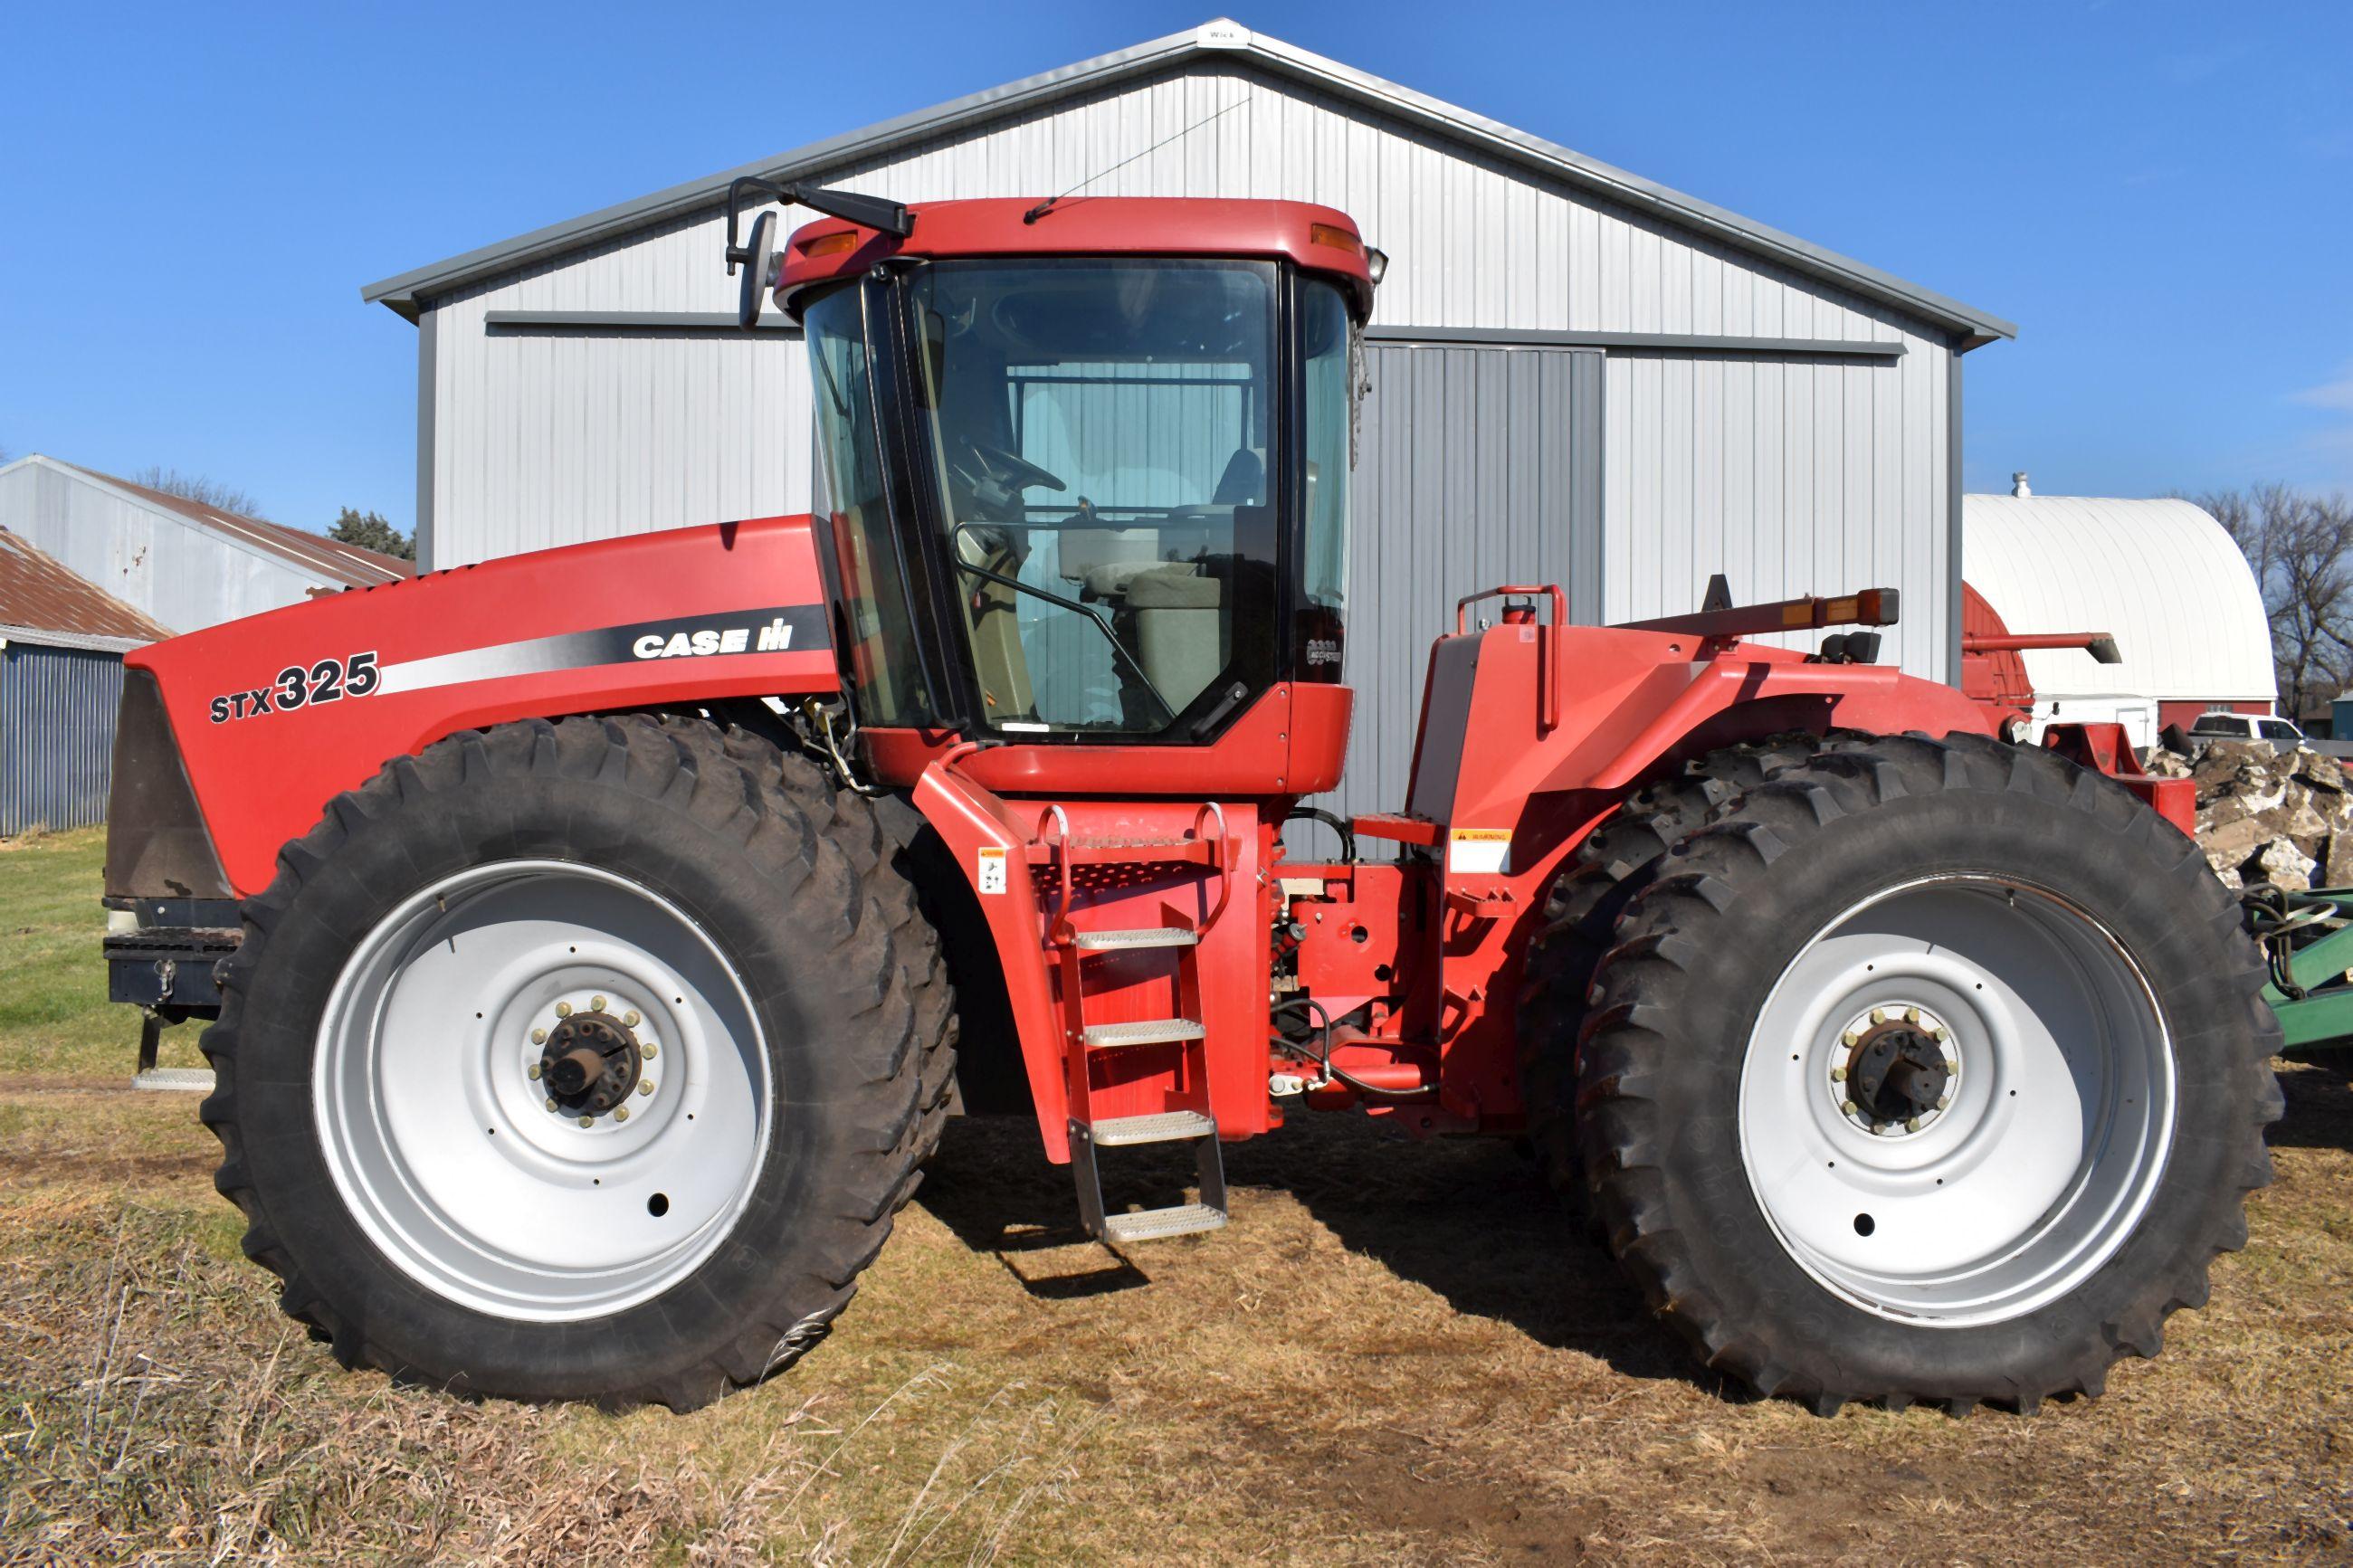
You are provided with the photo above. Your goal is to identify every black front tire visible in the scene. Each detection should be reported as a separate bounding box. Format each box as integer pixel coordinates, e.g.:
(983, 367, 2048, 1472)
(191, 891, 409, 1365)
(201, 715, 950, 1410)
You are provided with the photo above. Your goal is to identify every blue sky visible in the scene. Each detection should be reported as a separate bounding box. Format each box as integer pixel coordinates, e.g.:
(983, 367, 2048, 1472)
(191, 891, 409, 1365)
(2, 1, 2347, 537)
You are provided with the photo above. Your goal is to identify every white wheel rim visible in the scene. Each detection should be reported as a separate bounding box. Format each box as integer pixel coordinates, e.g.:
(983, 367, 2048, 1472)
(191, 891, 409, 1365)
(315, 860, 772, 1322)
(1738, 875, 2174, 1326)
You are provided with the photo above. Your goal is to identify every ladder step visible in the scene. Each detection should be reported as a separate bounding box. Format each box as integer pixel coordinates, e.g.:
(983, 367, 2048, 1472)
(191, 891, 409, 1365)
(1082, 1018, 1205, 1050)
(1102, 1202, 1228, 1243)
(131, 1067, 214, 1093)
(1072, 927, 1200, 951)
(1030, 838, 1215, 867)
(1087, 1109, 1216, 1145)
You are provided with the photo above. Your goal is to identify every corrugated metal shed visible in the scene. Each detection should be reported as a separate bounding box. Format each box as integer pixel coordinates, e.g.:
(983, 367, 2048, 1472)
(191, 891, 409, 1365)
(0, 455, 410, 635)
(1963, 494, 2275, 707)
(1, 642, 124, 833)
(0, 529, 167, 833)
(363, 18, 2012, 820)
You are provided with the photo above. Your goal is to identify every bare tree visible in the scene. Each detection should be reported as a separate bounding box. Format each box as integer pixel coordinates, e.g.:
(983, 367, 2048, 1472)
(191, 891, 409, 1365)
(132, 465, 265, 518)
(2197, 485, 2353, 718)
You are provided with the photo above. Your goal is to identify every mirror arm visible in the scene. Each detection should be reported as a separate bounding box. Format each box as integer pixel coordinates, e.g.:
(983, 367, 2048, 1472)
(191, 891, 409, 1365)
(727, 176, 914, 273)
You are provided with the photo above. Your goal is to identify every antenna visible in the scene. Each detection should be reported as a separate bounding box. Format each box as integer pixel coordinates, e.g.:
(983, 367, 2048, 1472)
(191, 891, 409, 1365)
(1023, 95, 1252, 224)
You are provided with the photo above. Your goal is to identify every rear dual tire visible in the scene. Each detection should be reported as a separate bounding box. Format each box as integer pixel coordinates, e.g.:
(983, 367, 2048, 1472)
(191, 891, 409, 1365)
(1547, 732, 2282, 1412)
(201, 715, 952, 1410)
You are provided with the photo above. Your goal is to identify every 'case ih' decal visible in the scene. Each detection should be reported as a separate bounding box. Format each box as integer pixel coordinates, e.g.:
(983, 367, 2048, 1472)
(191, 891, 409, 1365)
(376, 607, 823, 696)
(208, 607, 824, 721)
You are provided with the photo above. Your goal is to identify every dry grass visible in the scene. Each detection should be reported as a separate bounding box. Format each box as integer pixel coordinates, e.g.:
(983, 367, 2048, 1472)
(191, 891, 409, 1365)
(5, 825, 2353, 1563)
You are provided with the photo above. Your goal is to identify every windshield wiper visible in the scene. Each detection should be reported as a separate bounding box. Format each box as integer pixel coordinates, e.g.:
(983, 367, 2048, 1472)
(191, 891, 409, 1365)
(950, 557, 1176, 727)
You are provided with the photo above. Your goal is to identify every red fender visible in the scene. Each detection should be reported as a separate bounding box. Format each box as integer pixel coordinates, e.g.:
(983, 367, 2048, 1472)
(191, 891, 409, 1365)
(124, 517, 838, 896)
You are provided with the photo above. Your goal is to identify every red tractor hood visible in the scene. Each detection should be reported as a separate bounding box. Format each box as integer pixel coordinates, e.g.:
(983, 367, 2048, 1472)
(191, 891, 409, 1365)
(116, 516, 839, 898)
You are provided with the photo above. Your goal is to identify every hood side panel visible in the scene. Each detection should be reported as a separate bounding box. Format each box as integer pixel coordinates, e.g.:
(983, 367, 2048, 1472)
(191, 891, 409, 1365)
(123, 516, 839, 897)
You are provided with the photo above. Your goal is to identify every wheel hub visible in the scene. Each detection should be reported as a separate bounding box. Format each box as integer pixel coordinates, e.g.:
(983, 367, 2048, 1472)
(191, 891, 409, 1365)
(538, 1006, 643, 1115)
(1832, 1004, 1958, 1136)
(317, 860, 771, 1321)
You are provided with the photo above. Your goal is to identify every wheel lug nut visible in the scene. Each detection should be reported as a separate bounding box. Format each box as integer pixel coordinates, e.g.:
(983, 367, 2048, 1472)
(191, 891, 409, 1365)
(1841, 1029, 1860, 1046)
(531, 1027, 548, 1044)
(528, 1062, 542, 1080)
(614, 1106, 630, 1123)
(1870, 1008, 1886, 1024)
(1830, 1066, 1848, 1081)
(1937, 1095, 1952, 1110)
(577, 1114, 595, 1128)
(545, 1098, 557, 1113)
(1904, 1007, 1920, 1024)
(638, 1079, 654, 1098)
(1905, 1117, 1921, 1132)
(624, 1011, 641, 1027)
(1841, 1099, 1859, 1116)
(556, 1002, 573, 1017)
(643, 1042, 658, 1060)
(591, 995, 607, 1012)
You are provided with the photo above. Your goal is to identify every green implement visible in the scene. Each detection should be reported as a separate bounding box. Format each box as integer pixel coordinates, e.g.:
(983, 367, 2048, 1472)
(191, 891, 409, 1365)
(2246, 887, 2353, 1053)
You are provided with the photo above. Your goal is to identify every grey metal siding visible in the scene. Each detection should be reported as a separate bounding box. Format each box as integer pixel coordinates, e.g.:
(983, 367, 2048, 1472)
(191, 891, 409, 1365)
(1, 642, 123, 833)
(421, 57, 1955, 680)
(0, 462, 338, 635)
(1603, 337, 1947, 676)
(1328, 342, 1602, 823)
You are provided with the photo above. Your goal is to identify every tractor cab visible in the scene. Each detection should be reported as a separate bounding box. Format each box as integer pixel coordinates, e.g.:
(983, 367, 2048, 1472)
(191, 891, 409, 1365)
(758, 196, 1376, 780)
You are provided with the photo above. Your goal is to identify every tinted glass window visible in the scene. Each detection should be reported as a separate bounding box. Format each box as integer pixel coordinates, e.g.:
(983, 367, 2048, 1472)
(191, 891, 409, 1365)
(1297, 279, 1354, 679)
(2260, 720, 2301, 739)
(2189, 716, 2244, 736)
(907, 261, 1281, 735)
(805, 284, 929, 726)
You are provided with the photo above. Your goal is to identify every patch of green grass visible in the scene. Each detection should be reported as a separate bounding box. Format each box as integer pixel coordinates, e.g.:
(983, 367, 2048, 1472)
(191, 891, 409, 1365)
(0, 829, 204, 1080)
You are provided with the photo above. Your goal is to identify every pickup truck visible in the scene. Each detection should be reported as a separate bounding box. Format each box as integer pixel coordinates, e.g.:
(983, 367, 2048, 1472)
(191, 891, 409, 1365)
(2187, 711, 2353, 758)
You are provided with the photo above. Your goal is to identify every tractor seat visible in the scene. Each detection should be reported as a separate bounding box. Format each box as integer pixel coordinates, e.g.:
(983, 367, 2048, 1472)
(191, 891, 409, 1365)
(1081, 558, 1198, 599)
(1124, 565, 1224, 711)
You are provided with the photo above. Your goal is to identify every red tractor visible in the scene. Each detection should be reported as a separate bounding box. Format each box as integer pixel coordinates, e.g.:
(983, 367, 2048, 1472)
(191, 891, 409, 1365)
(102, 187, 2280, 1415)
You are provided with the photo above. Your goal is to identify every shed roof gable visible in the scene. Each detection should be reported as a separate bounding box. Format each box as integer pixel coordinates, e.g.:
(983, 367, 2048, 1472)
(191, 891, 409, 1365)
(359, 19, 2015, 347)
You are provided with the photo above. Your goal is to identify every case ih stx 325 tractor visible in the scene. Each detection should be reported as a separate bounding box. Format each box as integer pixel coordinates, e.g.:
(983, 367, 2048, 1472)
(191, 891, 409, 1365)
(103, 187, 2279, 1415)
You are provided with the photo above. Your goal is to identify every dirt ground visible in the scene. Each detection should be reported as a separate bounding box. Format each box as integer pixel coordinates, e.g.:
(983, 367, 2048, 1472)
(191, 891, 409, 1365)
(6, 828, 2353, 1564)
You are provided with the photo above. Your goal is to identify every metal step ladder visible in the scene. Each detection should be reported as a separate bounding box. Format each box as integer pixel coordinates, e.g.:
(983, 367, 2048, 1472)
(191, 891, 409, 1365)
(1036, 805, 1232, 1245)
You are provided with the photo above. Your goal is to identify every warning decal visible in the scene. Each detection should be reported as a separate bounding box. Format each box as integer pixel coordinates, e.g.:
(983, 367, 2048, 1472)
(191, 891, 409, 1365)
(976, 846, 1008, 895)
(1448, 828, 1510, 876)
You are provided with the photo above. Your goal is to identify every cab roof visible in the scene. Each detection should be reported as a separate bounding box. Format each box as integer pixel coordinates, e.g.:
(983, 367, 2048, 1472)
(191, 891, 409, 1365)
(776, 196, 1375, 318)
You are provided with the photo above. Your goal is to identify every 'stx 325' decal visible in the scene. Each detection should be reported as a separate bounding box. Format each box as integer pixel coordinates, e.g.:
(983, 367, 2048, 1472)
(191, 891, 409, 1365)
(210, 651, 380, 724)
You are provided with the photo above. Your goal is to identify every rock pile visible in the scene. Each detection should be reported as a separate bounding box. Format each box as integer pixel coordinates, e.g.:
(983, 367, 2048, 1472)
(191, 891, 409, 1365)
(2143, 739, 2353, 890)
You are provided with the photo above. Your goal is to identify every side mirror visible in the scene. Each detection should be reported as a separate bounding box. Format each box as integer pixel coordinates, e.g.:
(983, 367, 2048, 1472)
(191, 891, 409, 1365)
(735, 211, 777, 330)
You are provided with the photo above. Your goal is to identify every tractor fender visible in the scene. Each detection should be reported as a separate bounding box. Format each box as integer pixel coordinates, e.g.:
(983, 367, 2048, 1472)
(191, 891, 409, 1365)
(908, 753, 1074, 1162)
(119, 516, 839, 897)
(1584, 655, 1997, 792)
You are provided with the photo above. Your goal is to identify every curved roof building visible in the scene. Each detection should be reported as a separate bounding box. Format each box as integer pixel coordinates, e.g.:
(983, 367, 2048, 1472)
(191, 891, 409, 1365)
(1963, 493, 2274, 721)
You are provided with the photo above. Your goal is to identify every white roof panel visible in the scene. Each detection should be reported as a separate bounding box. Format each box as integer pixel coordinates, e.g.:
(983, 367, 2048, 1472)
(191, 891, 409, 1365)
(1963, 494, 2273, 704)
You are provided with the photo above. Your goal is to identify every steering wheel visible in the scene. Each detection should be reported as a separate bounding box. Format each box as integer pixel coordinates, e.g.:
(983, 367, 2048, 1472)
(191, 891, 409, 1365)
(947, 437, 1067, 516)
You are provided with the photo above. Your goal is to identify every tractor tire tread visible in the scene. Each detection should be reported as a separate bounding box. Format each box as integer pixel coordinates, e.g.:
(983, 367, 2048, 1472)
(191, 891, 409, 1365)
(1573, 730, 2282, 1413)
(199, 713, 943, 1411)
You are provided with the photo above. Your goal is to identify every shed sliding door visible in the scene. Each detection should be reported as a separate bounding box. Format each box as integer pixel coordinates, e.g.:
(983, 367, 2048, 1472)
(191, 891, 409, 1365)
(1314, 343, 1604, 829)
